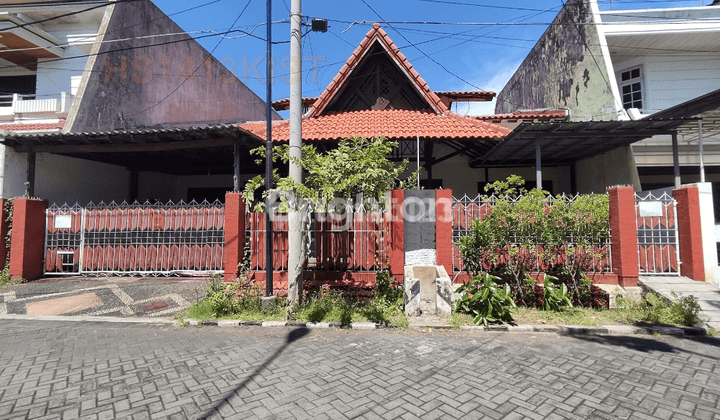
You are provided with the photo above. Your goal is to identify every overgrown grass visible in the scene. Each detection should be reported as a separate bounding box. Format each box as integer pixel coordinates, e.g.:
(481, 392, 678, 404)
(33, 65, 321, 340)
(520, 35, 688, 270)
(182, 274, 408, 327)
(0, 268, 21, 290)
(450, 292, 704, 329)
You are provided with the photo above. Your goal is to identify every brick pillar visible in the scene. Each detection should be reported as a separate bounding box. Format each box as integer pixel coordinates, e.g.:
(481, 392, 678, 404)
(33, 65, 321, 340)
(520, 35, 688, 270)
(0, 199, 9, 270)
(435, 189, 453, 276)
(9, 198, 47, 281)
(389, 189, 405, 282)
(224, 192, 246, 282)
(607, 186, 638, 287)
(673, 185, 705, 281)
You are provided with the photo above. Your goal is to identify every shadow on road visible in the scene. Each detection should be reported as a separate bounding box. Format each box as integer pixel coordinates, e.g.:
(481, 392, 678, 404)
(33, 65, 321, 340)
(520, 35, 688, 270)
(570, 333, 720, 358)
(200, 327, 310, 419)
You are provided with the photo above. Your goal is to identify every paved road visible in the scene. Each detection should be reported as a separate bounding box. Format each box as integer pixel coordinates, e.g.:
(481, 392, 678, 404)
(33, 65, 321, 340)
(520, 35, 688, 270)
(0, 320, 719, 420)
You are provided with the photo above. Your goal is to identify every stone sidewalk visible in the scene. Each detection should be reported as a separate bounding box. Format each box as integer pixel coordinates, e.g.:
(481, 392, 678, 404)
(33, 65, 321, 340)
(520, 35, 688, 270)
(1, 319, 719, 420)
(0, 277, 210, 318)
(640, 275, 720, 331)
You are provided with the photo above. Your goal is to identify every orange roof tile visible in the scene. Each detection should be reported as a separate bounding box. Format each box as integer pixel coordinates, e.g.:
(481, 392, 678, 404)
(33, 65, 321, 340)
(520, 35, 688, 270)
(477, 109, 569, 122)
(272, 97, 318, 111)
(240, 109, 511, 142)
(308, 24, 448, 118)
(0, 120, 65, 132)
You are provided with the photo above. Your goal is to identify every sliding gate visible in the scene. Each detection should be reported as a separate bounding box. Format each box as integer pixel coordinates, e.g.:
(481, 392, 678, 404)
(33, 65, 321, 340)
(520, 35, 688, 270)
(45, 201, 225, 276)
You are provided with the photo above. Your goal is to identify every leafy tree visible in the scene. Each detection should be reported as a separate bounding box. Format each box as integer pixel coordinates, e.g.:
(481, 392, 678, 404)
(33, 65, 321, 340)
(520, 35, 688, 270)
(244, 136, 418, 210)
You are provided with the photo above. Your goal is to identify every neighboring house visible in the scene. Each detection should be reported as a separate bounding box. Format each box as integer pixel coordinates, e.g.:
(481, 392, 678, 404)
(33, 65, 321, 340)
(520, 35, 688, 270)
(496, 0, 720, 193)
(0, 0, 276, 204)
(243, 24, 595, 198)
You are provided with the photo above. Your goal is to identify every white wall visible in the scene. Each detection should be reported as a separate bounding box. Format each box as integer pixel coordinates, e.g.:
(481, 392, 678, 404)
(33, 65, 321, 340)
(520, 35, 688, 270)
(613, 54, 720, 113)
(399, 142, 575, 197)
(35, 153, 130, 204)
(1, 148, 132, 204)
(0, 145, 27, 199)
(137, 172, 241, 203)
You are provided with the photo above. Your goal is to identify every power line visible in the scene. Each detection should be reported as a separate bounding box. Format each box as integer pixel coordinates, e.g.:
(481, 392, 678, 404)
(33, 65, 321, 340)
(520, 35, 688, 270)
(0, 0, 143, 32)
(128, 0, 254, 118)
(416, 0, 558, 12)
(360, 0, 482, 90)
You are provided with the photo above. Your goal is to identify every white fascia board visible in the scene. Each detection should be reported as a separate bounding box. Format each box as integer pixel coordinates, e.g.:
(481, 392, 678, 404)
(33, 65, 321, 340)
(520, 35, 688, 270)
(590, 0, 628, 121)
(602, 22, 720, 37)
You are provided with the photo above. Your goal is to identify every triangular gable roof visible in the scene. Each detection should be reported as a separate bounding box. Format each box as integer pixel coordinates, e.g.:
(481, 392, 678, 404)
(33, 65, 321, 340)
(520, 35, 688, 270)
(308, 23, 448, 118)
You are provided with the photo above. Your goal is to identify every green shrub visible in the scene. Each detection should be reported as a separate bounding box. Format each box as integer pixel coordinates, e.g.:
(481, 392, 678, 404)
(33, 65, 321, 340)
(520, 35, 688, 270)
(455, 273, 516, 326)
(204, 276, 263, 317)
(618, 291, 702, 327)
(542, 275, 573, 311)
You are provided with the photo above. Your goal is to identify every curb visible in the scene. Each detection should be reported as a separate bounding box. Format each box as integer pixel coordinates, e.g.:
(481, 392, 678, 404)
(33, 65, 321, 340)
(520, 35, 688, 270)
(0, 314, 709, 337)
(181, 319, 709, 336)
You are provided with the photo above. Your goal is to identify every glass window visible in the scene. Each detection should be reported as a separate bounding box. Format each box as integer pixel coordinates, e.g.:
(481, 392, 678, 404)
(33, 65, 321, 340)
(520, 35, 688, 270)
(618, 66, 643, 110)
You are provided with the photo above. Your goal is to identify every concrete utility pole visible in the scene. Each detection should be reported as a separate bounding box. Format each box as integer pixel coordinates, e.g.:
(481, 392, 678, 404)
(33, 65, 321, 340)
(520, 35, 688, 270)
(265, 0, 274, 298)
(287, 0, 303, 306)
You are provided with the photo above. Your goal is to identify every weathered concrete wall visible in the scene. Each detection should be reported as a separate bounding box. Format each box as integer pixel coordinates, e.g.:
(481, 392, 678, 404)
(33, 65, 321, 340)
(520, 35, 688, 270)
(495, 0, 617, 121)
(575, 146, 641, 193)
(67, 0, 279, 132)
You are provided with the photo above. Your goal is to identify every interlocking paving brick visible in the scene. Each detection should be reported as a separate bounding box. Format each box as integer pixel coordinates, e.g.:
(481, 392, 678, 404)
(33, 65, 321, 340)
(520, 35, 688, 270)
(1, 321, 720, 419)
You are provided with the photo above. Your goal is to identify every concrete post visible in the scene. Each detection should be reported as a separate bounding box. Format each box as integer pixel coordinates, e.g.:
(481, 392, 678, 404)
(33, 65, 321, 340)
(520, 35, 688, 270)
(389, 189, 405, 283)
(435, 189, 453, 277)
(9, 198, 47, 281)
(224, 192, 246, 282)
(696, 182, 719, 286)
(607, 186, 639, 287)
(673, 185, 706, 281)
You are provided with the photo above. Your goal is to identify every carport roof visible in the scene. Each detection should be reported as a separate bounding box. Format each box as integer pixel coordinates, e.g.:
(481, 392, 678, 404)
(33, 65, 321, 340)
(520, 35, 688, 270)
(0, 124, 262, 153)
(0, 124, 265, 176)
(475, 87, 720, 167)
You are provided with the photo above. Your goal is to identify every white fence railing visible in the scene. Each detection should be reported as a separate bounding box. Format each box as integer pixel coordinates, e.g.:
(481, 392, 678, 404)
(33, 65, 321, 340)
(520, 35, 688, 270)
(0, 92, 74, 115)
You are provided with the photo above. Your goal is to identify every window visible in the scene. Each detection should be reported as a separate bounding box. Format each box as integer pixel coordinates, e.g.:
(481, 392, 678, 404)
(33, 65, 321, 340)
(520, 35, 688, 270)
(618, 67, 643, 110)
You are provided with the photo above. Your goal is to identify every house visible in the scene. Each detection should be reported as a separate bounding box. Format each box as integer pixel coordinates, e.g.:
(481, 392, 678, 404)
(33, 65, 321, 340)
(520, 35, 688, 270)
(241, 23, 563, 198)
(495, 0, 720, 194)
(0, 0, 276, 205)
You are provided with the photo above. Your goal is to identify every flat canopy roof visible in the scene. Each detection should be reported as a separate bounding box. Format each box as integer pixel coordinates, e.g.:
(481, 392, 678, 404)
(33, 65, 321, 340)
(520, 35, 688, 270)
(0, 124, 265, 175)
(474, 118, 693, 167)
(476, 87, 720, 167)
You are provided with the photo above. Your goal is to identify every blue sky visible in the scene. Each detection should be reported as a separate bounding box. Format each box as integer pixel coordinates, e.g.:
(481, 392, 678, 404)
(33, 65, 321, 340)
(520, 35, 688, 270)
(152, 0, 712, 116)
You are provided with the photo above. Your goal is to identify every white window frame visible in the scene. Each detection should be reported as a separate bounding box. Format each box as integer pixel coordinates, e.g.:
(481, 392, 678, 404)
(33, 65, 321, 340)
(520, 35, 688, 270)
(617, 66, 644, 111)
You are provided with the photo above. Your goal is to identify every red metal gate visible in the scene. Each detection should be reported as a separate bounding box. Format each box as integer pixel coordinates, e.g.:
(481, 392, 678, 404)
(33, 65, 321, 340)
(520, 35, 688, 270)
(635, 192, 680, 275)
(45, 201, 225, 276)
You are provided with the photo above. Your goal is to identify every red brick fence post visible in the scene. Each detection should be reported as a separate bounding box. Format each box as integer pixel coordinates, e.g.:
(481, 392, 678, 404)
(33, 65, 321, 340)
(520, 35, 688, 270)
(9, 198, 47, 281)
(435, 189, 453, 276)
(0, 199, 9, 271)
(389, 189, 405, 283)
(607, 186, 638, 287)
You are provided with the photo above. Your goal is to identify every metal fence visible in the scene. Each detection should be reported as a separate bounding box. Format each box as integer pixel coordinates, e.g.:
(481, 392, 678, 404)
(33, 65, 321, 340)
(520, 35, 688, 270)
(45, 200, 225, 276)
(245, 209, 389, 272)
(451, 194, 612, 274)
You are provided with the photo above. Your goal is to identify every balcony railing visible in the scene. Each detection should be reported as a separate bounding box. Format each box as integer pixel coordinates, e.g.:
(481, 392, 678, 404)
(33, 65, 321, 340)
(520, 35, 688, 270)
(0, 92, 74, 118)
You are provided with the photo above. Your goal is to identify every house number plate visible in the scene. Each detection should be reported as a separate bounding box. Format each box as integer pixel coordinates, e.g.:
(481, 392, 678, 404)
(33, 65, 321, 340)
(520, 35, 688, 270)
(638, 201, 663, 218)
(54, 215, 72, 229)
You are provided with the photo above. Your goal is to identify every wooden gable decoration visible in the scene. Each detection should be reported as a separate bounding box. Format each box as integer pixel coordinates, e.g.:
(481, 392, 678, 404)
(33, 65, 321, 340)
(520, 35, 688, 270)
(308, 24, 448, 118)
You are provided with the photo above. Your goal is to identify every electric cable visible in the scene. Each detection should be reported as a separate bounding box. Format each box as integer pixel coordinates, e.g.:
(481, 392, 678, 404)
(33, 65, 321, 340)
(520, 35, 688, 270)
(127, 0, 254, 118)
